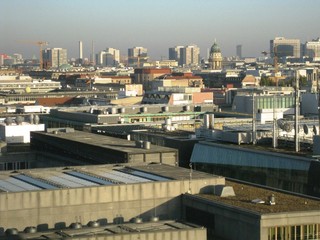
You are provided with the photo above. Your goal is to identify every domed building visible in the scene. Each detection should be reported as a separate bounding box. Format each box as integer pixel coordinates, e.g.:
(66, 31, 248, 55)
(208, 41, 223, 70)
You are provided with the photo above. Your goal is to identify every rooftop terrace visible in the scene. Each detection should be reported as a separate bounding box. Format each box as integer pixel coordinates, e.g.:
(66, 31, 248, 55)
(198, 180, 320, 214)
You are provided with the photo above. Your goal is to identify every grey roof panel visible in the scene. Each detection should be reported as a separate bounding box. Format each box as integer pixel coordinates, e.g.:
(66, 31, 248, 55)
(60, 173, 99, 187)
(12, 174, 58, 190)
(122, 169, 170, 181)
(100, 170, 151, 184)
(48, 175, 85, 188)
(0, 179, 25, 192)
(6, 177, 41, 191)
(66, 171, 113, 185)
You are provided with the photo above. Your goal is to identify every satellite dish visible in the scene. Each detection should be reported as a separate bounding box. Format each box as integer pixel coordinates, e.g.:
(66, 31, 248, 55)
(313, 125, 318, 135)
(303, 124, 309, 135)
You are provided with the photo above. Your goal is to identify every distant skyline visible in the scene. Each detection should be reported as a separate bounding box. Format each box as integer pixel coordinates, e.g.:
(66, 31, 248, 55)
(1, 0, 320, 60)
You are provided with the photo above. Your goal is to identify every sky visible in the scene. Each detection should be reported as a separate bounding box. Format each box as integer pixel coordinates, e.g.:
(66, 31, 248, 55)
(1, 0, 320, 60)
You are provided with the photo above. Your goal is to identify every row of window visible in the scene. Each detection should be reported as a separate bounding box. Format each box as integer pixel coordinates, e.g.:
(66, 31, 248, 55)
(268, 224, 320, 240)
(0, 161, 29, 171)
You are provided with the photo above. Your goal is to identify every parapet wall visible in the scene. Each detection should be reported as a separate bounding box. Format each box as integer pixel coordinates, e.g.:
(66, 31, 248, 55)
(0, 177, 224, 231)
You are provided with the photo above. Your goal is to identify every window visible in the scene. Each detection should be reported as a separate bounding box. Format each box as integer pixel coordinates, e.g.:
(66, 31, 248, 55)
(268, 224, 319, 240)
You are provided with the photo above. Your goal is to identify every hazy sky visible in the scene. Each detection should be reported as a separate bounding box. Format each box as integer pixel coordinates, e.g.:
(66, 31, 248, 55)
(1, 0, 319, 60)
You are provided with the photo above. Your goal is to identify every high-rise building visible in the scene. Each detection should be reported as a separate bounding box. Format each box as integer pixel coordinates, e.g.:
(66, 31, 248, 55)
(96, 48, 120, 67)
(169, 46, 184, 63)
(179, 45, 200, 66)
(236, 45, 242, 59)
(79, 41, 83, 60)
(128, 47, 148, 67)
(42, 48, 67, 69)
(270, 37, 301, 58)
(208, 41, 222, 70)
(304, 38, 320, 58)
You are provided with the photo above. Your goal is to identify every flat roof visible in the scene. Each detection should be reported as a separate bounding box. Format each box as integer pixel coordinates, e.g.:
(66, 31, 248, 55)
(33, 130, 177, 154)
(0, 163, 219, 193)
(197, 180, 320, 214)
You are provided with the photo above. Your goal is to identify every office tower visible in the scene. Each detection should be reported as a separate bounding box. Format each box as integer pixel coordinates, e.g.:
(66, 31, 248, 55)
(96, 48, 120, 67)
(79, 41, 83, 60)
(304, 38, 320, 58)
(42, 48, 67, 69)
(179, 45, 200, 66)
(128, 47, 148, 67)
(169, 46, 184, 63)
(270, 37, 301, 58)
(236, 45, 242, 59)
(208, 41, 222, 70)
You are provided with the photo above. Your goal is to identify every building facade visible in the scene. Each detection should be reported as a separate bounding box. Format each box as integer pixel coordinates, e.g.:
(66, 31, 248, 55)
(128, 47, 148, 67)
(169, 46, 184, 63)
(304, 38, 320, 59)
(42, 48, 68, 69)
(270, 37, 301, 58)
(179, 45, 200, 66)
(208, 41, 223, 70)
(96, 48, 120, 67)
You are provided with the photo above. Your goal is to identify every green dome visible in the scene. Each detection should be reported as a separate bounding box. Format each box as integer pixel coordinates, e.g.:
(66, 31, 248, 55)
(59, 64, 72, 70)
(210, 42, 221, 54)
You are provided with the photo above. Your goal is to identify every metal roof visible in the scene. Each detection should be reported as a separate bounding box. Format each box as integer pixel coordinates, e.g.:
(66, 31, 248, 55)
(0, 164, 190, 192)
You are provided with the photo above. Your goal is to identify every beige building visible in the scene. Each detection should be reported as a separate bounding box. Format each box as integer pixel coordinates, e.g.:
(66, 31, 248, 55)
(179, 45, 200, 66)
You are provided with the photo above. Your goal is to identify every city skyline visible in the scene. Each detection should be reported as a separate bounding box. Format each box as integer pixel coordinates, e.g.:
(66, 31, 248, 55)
(1, 0, 320, 60)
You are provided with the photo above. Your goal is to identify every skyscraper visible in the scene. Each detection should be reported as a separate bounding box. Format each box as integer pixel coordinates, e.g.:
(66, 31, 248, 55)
(236, 45, 242, 59)
(42, 48, 67, 69)
(79, 41, 83, 60)
(179, 45, 200, 66)
(96, 48, 120, 67)
(128, 47, 148, 67)
(270, 37, 301, 58)
(169, 46, 184, 63)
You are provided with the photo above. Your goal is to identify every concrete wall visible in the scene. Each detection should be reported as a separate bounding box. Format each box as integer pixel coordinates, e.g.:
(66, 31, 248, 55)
(183, 194, 320, 240)
(58, 228, 207, 240)
(182, 194, 261, 240)
(0, 177, 224, 231)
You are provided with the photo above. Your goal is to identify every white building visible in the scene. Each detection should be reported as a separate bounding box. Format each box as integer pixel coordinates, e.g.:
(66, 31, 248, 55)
(42, 48, 68, 69)
(179, 45, 200, 66)
(304, 38, 320, 60)
(96, 48, 120, 67)
(0, 116, 45, 143)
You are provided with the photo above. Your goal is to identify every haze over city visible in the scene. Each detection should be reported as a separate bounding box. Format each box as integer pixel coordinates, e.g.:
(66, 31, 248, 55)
(1, 0, 320, 60)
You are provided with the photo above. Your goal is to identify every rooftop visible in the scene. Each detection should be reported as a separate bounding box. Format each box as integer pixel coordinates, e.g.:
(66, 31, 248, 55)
(0, 163, 218, 193)
(33, 130, 177, 155)
(197, 180, 320, 214)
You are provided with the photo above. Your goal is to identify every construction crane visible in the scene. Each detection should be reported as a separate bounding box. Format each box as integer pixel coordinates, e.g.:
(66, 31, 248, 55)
(19, 41, 49, 70)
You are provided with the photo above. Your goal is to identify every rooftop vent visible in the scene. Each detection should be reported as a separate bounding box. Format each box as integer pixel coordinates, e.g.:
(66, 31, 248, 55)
(69, 222, 82, 229)
(24, 226, 37, 233)
(150, 216, 159, 222)
(132, 217, 143, 224)
(5, 228, 18, 236)
(214, 185, 235, 197)
(87, 221, 100, 228)
(268, 194, 276, 205)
